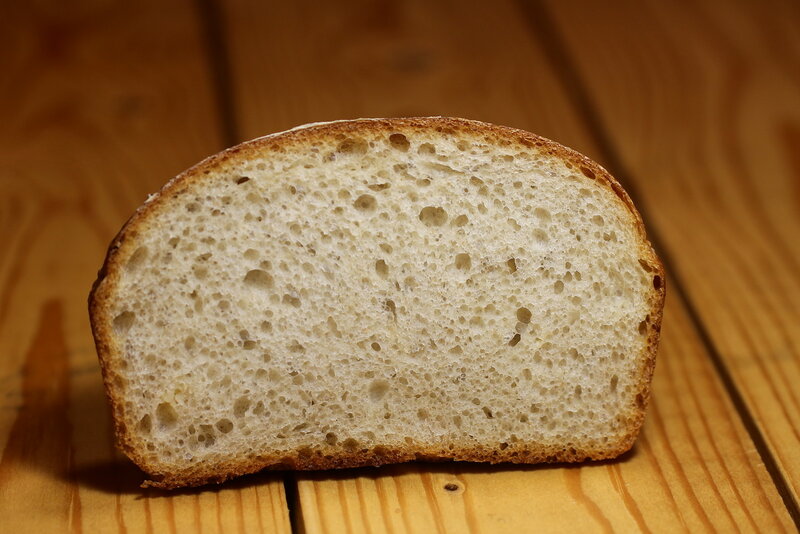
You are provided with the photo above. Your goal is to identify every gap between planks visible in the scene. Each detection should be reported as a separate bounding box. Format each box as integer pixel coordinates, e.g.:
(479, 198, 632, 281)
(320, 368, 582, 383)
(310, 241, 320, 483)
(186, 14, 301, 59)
(518, 0, 800, 527)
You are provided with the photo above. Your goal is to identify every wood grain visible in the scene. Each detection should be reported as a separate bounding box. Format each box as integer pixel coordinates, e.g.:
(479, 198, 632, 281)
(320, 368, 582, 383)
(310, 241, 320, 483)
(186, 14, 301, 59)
(220, 0, 795, 530)
(544, 0, 800, 504)
(0, 1, 290, 532)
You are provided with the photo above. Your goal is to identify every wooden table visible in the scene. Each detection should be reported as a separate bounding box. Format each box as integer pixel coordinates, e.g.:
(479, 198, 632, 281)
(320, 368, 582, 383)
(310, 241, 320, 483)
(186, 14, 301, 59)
(1, 1, 799, 532)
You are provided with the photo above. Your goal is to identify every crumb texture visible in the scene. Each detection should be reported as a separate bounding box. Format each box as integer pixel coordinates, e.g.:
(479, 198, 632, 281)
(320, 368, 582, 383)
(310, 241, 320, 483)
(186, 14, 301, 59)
(95, 119, 662, 485)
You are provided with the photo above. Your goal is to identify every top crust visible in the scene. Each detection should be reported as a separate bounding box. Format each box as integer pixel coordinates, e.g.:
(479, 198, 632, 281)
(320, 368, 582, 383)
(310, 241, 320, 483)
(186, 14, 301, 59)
(89, 117, 665, 488)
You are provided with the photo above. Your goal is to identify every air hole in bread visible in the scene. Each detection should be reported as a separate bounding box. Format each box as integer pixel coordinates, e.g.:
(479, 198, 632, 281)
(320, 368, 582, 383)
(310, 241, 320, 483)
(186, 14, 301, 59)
(388, 134, 410, 152)
(369, 380, 389, 401)
(419, 206, 448, 226)
(342, 438, 359, 451)
(533, 229, 549, 243)
(522, 368, 532, 381)
(126, 246, 148, 271)
(337, 138, 368, 155)
(371, 342, 381, 351)
(554, 280, 564, 294)
(282, 294, 301, 307)
(138, 414, 152, 434)
(516, 307, 532, 324)
(156, 402, 178, 430)
(418, 143, 436, 155)
(375, 259, 389, 278)
(452, 214, 469, 227)
(509, 334, 521, 347)
(354, 194, 377, 212)
(653, 275, 662, 289)
(233, 397, 251, 417)
(113, 311, 136, 334)
(454, 253, 471, 270)
(384, 300, 397, 320)
(507, 258, 517, 273)
(236, 176, 250, 185)
(216, 419, 234, 434)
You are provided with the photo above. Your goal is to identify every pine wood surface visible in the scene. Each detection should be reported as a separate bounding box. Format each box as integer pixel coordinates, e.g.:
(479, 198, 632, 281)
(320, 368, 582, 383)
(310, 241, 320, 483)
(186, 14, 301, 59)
(544, 0, 800, 505)
(0, 0, 797, 532)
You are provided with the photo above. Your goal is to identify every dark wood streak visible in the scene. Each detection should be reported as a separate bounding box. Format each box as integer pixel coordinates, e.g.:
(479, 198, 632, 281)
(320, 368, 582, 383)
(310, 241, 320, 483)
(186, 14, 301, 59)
(165, 497, 177, 534)
(676, 338, 764, 532)
(563, 468, 613, 533)
(115, 493, 128, 534)
(391, 473, 413, 533)
(638, 428, 688, 531)
(336, 480, 353, 534)
(0, 300, 75, 526)
(373, 476, 396, 534)
(608, 464, 650, 533)
(252, 485, 265, 534)
(235, 487, 246, 534)
(144, 495, 154, 534)
(648, 398, 715, 531)
(661, 334, 739, 531)
(455, 473, 480, 534)
(354, 477, 373, 534)
(312, 480, 330, 534)
(215, 491, 224, 534)
(69, 462, 83, 534)
(418, 470, 447, 534)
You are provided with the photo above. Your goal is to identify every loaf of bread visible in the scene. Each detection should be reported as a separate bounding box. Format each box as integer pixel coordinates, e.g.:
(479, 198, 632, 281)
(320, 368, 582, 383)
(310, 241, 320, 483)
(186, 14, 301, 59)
(89, 117, 664, 489)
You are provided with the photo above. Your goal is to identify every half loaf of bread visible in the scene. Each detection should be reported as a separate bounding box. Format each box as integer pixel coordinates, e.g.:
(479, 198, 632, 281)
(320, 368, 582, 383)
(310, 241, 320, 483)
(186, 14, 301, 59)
(89, 117, 664, 489)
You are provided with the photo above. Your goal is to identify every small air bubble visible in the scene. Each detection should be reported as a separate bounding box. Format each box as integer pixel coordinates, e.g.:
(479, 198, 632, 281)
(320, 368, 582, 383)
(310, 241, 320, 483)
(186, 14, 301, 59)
(354, 194, 377, 212)
(452, 214, 469, 227)
(216, 418, 234, 434)
(419, 206, 448, 226)
(369, 380, 389, 401)
(113, 311, 136, 334)
(455, 253, 471, 270)
(156, 402, 178, 429)
(244, 269, 274, 289)
(375, 259, 389, 278)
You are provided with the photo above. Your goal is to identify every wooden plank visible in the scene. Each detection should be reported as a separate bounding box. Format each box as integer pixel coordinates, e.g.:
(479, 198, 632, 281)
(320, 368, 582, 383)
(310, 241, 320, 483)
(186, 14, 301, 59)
(0, 1, 291, 532)
(221, 0, 795, 530)
(544, 0, 800, 504)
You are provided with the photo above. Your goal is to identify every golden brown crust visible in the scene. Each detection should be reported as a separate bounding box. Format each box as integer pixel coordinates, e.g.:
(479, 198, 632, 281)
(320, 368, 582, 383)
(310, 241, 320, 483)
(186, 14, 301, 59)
(88, 117, 665, 489)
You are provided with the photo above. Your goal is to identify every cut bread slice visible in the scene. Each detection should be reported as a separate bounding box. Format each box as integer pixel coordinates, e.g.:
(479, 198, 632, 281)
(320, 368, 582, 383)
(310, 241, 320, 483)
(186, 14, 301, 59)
(89, 117, 664, 489)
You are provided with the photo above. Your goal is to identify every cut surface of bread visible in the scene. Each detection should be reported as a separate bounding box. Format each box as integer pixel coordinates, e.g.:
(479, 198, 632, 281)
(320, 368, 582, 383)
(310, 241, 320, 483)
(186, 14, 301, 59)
(89, 117, 664, 489)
